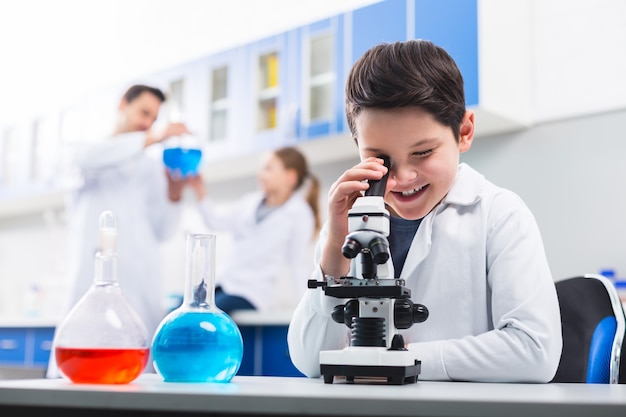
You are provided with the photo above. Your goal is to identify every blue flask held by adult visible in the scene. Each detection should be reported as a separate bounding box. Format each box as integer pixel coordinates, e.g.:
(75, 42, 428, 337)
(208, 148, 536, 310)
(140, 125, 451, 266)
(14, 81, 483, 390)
(162, 134, 202, 178)
(152, 234, 243, 382)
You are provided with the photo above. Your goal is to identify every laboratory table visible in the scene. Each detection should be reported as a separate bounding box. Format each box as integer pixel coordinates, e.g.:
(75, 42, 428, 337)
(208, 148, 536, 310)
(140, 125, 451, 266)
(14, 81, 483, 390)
(0, 374, 625, 417)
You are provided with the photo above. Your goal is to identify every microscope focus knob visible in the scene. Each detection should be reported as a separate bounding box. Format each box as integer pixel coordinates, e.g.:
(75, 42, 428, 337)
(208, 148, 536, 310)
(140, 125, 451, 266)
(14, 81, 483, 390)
(412, 303, 429, 323)
(394, 300, 429, 329)
(331, 299, 360, 327)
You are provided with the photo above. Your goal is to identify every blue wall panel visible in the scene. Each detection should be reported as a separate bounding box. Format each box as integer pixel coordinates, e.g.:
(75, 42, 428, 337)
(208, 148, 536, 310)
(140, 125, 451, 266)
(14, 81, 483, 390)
(351, 0, 408, 64)
(413, 0, 479, 106)
(333, 14, 346, 135)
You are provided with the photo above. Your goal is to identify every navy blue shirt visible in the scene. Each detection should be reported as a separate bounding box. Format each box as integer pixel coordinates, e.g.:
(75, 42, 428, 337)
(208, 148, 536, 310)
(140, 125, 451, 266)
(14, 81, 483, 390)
(388, 215, 422, 277)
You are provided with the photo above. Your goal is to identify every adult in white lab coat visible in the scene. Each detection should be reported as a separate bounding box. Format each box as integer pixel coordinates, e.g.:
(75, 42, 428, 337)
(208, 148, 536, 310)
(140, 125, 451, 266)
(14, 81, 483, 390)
(189, 147, 321, 314)
(49, 85, 191, 377)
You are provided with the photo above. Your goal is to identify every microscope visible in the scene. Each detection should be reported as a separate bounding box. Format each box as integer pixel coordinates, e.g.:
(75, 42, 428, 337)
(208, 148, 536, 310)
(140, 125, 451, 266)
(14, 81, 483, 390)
(308, 156, 428, 385)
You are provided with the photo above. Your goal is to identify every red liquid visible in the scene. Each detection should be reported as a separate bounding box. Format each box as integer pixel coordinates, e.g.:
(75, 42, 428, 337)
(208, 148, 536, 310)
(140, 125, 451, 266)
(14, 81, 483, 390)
(55, 347, 149, 384)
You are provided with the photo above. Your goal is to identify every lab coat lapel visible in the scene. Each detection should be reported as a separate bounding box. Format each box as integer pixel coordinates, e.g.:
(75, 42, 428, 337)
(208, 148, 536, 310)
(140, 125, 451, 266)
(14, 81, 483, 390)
(399, 210, 435, 279)
(397, 164, 483, 280)
(236, 193, 265, 234)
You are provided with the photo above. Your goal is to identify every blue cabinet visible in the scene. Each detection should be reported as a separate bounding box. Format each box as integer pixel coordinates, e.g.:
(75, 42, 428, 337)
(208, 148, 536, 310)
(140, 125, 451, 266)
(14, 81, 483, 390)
(237, 325, 303, 377)
(0, 327, 54, 369)
(1, 324, 302, 377)
(29, 328, 55, 367)
(0, 329, 26, 365)
(351, 0, 479, 108)
(411, 0, 479, 106)
(351, 0, 407, 63)
(147, 0, 480, 160)
(260, 326, 302, 377)
(296, 16, 347, 141)
(246, 33, 292, 152)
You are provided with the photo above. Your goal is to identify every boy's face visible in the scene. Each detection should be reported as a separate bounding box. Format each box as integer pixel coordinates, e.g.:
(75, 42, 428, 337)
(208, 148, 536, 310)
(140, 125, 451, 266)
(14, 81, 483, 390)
(355, 107, 474, 220)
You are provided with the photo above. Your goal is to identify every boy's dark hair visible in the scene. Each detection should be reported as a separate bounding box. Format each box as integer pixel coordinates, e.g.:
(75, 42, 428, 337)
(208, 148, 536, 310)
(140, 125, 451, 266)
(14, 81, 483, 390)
(345, 39, 466, 141)
(122, 84, 166, 104)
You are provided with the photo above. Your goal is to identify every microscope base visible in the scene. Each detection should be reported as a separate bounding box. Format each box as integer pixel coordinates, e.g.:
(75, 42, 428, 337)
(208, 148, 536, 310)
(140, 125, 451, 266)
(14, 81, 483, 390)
(321, 363, 420, 385)
(319, 347, 421, 385)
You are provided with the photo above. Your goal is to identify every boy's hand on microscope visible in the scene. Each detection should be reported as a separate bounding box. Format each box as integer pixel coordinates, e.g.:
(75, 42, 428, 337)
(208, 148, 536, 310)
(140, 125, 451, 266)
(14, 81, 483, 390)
(321, 157, 388, 278)
(326, 157, 388, 237)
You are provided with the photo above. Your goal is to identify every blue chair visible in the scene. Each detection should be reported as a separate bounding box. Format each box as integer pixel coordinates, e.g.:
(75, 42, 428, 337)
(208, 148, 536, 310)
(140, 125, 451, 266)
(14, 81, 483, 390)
(552, 274, 626, 383)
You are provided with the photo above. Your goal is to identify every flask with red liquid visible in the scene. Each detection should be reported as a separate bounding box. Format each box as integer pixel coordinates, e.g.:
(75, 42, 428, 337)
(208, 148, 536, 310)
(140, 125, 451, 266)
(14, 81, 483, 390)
(54, 211, 150, 384)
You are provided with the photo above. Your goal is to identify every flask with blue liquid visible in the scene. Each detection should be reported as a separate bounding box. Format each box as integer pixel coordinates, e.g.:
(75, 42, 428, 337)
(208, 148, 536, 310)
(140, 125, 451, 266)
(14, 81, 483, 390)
(162, 134, 203, 178)
(152, 234, 243, 382)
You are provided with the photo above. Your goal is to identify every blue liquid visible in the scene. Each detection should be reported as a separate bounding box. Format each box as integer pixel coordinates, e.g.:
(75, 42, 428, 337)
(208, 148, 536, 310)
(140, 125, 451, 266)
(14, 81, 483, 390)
(162, 148, 202, 177)
(152, 310, 243, 382)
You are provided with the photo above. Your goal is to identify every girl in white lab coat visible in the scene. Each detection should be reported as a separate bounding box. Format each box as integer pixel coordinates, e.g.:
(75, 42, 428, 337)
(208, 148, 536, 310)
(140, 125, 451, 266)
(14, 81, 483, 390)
(190, 147, 321, 314)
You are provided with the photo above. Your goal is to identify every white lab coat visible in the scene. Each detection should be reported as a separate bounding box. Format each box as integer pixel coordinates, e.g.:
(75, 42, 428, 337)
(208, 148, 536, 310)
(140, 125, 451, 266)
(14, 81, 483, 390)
(287, 163, 562, 383)
(64, 132, 181, 338)
(198, 191, 315, 311)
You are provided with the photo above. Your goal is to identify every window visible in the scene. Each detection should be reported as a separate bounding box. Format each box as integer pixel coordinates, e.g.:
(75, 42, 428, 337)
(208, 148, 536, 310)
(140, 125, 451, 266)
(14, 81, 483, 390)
(257, 51, 279, 131)
(169, 79, 185, 122)
(209, 66, 229, 141)
(307, 33, 335, 122)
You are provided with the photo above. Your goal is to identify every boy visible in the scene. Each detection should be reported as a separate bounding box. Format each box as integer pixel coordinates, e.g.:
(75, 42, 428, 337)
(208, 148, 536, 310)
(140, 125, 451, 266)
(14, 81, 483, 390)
(287, 40, 562, 382)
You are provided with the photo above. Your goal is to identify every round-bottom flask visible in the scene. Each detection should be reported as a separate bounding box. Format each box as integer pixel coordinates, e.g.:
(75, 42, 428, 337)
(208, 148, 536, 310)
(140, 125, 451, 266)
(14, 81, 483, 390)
(162, 134, 203, 178)
(54, 211, 150, 384)
(152, 234, 243, 382)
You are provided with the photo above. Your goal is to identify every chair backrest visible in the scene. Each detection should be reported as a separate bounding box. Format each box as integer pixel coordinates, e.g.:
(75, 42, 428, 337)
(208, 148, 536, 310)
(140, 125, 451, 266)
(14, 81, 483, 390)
(552, 274, 626, 383)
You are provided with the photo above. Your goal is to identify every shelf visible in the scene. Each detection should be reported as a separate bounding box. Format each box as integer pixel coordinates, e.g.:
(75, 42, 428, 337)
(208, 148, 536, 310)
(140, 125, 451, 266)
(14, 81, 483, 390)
(0, 188, 66, 220)
(257, 87, 280, 101)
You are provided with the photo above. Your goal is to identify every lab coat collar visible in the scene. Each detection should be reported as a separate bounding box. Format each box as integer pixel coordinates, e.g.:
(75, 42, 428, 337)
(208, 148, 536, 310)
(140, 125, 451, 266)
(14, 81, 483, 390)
(441, 163, 484, 207)
(399, 163, 484, 279)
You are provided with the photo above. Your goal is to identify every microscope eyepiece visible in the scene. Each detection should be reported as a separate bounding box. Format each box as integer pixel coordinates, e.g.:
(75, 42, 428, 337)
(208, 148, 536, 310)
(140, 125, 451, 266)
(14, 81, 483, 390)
(365, 155, 391, 197)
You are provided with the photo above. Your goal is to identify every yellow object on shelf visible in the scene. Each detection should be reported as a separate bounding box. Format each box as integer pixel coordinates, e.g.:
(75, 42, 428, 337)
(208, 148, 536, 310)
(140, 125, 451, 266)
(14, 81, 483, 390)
(268, 103, 277, 129)
(264, 53, 279, 88)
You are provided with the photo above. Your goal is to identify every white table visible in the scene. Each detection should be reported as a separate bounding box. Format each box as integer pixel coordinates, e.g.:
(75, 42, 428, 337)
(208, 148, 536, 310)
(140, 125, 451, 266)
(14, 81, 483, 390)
(0, 374, 625, 417)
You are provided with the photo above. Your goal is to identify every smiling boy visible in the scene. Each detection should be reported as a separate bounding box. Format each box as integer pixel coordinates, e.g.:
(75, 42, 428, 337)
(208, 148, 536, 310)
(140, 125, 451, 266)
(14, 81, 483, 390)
(287, 40, 562, 382)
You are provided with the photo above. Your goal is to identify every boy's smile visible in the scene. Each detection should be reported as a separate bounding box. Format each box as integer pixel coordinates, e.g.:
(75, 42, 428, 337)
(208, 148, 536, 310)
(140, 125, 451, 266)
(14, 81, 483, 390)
(355, 106, 474, 220)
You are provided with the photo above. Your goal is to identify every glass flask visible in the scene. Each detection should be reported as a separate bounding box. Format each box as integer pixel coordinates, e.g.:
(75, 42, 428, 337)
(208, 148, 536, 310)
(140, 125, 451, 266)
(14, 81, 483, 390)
(54, 211, 150, 384)
(152, 234, 243, 382)
(162, 134, 203, 178)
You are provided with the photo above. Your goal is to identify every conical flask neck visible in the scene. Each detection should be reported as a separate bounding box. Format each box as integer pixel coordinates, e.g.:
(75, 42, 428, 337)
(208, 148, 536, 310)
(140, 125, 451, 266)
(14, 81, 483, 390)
(93, 252, 119, 286)
(184, 234, 216, 308)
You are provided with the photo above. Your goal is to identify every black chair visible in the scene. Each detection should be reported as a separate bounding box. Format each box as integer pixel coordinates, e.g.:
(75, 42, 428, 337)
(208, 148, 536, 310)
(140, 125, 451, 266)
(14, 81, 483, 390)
(552, 274, 626, 383)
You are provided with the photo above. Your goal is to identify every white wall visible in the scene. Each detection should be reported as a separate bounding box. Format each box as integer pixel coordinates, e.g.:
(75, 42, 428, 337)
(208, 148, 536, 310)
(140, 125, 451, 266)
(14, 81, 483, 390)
(0, 211, 69, 318)
(462, 109, 626, 280)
